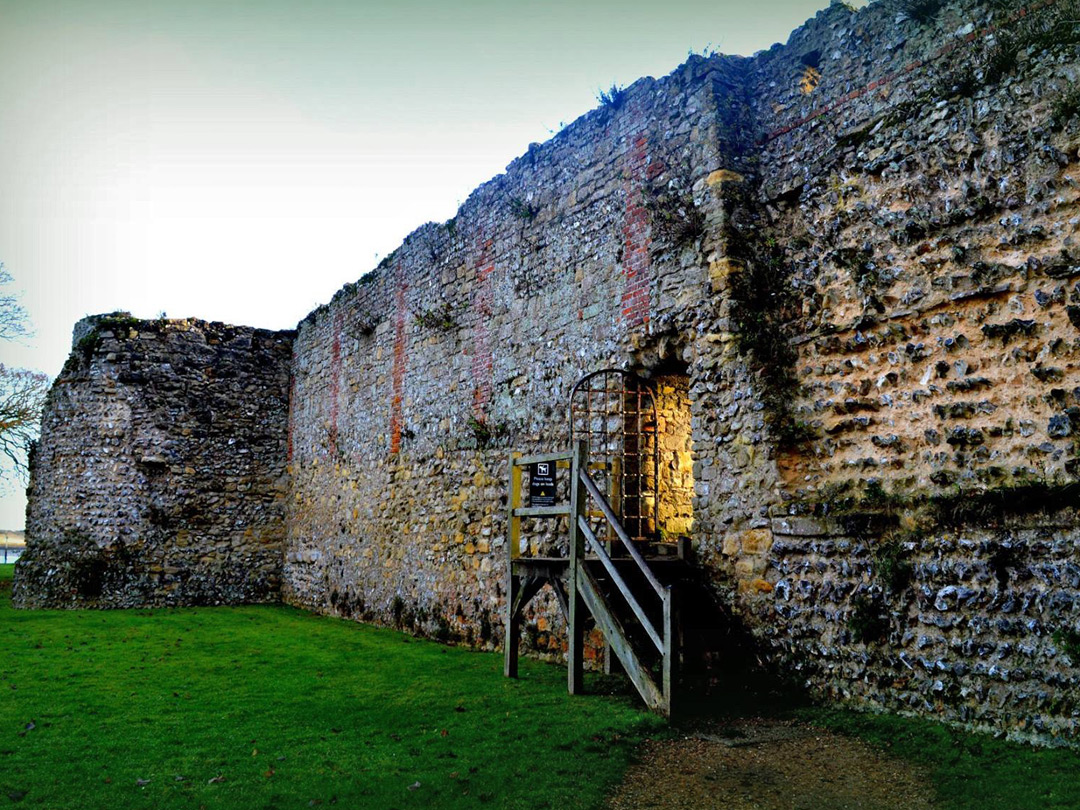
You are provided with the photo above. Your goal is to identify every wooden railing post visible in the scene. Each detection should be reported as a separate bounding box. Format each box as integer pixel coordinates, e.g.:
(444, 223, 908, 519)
(603, 455, 622, 674)
(662, 587, 675, 717)
(567, 439, 587, 695)
(504, 451, 523, 678)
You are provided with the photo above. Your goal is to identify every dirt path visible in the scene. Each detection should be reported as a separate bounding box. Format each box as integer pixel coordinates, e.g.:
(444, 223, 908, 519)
(607, 718, 937, 810)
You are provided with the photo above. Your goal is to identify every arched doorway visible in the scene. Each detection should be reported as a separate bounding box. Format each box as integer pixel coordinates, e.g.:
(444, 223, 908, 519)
(568, 365, 695, 549)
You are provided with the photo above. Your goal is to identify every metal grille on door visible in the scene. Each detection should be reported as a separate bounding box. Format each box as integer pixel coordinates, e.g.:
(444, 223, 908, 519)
(568, 369, 659, 544)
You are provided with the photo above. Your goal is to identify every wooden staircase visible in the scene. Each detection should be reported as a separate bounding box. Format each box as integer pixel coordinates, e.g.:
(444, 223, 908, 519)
(504, 440, 679, 716)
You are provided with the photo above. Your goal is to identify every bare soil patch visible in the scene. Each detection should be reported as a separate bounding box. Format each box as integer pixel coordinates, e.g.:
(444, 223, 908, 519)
(607, 717, 937, 810)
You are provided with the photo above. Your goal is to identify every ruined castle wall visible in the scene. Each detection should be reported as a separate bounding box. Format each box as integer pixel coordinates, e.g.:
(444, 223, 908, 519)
(710, 0, 1080, 743)
(762, 508, 1080, 742)
(284, 0, 1080, 742)
(18, 0, 1080, 745)
(16, 317, 294, 607)
(750, 0, 1080, 501)
(280, 55, 765, 648)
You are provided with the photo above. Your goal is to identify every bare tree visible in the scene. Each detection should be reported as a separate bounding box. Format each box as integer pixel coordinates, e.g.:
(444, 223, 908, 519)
(0, 264, 31, 343)
(0, 265, 48, 483)
(0, 365, 48, 477)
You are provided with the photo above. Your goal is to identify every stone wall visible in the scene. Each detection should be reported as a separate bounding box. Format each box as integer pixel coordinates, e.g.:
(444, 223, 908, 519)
(16, 315, 294, 607)
(764, 503, 1080, 742)
(722, 0, 1080, 744)
(655, 372, 695, 538)
(750, 0, 1080, 503)
(279, 0, 1080, 743)
(280, 54, 750, 642)
(19, 0, 1080, 744)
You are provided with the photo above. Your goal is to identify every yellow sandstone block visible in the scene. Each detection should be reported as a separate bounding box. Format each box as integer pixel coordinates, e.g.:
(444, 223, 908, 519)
(734, 559, 757, 578)
(741, 528, 773, 555)
(735, 557, 766, 578)
(709, 258, 744, 292)
(705, 169, 745, 188)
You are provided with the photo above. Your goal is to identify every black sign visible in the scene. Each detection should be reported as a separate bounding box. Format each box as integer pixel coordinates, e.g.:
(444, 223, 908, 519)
(529, 462, 557, 507)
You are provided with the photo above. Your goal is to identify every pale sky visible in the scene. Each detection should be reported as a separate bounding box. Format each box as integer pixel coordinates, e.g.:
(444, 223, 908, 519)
(0, 0, 864, 529)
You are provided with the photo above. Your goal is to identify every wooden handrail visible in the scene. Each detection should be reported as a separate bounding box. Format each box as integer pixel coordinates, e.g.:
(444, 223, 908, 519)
(513, 505, 571, 518)
(579, 516, 663, 653)
(578, 469, 666, 599)
(512, 450, 573, 467)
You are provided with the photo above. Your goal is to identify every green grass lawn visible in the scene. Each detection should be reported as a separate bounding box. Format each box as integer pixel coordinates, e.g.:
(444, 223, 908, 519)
(6, 559, 1080, 810)
(0, 566, 661, 809)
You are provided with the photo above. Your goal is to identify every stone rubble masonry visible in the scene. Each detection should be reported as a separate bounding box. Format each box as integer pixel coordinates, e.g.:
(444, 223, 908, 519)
(470, 237, 495, 420)
(16, 315, 294, 608)
(390, 267, 408, 454)
(280, 46, 736, 657)
(19, 0, 1080, 745)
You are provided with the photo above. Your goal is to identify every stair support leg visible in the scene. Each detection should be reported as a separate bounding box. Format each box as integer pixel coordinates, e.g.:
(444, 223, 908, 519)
(568, 574, 585, 694)
(504, 572, 521, 678)
(567, 439, 587, 695)
(661, 587, 675, 717)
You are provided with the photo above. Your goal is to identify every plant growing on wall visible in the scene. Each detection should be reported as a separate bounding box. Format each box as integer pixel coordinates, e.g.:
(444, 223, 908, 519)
(727, 232, 816, 448)
(508, 196, 539, 221)
(414, 303, 458, 332)
(1054, 627, 1080, 661)
(874, 538, 914, 594)
(891, 0, 944, 24)
(377, 249, 398, 271)
(1051, 84, 1080, 130)
(848, 595, 889, 644)
(934, 0, 1080, 100)
(644, 187, 705, 250)
(74, 332, 102, 365)
(596, 83, 627, 110)
(467, 415, 507, 449)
